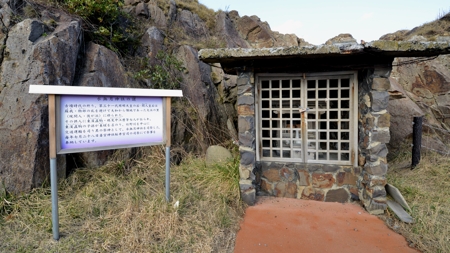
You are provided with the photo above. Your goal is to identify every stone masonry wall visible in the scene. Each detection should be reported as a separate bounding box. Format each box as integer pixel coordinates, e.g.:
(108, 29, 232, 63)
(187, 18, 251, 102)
(237, 69, 257, 205)
(357, 67, 391, 214)
(259, 162, 360, 202)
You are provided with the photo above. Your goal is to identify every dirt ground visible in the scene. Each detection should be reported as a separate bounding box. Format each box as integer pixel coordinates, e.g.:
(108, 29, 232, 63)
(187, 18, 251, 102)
(234, 197, 419, 253)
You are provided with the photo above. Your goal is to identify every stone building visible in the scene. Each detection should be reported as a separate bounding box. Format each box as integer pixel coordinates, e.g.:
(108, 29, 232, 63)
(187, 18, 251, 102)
(199, 40, 450, 214)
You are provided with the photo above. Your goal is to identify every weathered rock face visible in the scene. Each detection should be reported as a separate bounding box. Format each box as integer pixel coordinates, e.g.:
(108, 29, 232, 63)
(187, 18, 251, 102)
(389, 55, 450, 153)
(0, 18, 82, 194)
(215, 11, 249, 48)
(173, 45, 233, 152)
(75, 42, 130, 88)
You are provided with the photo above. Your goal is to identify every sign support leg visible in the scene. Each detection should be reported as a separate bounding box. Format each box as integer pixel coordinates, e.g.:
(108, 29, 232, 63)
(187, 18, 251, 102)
(48, 94, 60, 240)
(165, 97, 171, 202)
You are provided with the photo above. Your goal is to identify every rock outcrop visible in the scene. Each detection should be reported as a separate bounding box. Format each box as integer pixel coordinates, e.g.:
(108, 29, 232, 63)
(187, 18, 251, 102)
(0, 18, 82, 194)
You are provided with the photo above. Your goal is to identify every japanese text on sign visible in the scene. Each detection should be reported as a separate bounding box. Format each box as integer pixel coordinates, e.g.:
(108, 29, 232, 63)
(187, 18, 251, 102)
(60, 95, 164, 152)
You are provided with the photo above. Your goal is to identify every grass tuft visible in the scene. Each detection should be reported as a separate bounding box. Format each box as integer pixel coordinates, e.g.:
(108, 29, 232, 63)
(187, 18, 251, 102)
(0, 147, 244, 252)
(386, 150, 450, 253)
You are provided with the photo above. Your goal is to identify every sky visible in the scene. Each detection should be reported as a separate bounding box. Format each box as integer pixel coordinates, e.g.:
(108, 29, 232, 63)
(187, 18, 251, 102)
(199, 0, 450, 45)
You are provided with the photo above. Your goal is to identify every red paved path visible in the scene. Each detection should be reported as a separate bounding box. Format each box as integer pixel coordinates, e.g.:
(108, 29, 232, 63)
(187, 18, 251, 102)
(234, 197, 419, 253)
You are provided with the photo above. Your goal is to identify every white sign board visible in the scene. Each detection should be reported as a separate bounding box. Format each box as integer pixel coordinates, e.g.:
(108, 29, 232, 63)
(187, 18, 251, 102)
(57, 95, 165, 154)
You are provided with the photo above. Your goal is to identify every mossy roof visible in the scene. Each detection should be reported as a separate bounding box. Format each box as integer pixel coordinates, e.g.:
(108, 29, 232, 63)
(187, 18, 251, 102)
(198, 40, 450, 74)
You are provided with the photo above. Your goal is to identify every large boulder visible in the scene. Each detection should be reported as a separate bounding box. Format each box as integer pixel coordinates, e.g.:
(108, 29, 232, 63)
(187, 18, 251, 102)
(215, 11, 249, 48)
(173, 45, 232, 152)
(389, 55, 450, 153)
(75, 42, 130, 88)
(235, 15, 273, 48)
(176, 9, 208, 41)
(0, 19, 82, 194)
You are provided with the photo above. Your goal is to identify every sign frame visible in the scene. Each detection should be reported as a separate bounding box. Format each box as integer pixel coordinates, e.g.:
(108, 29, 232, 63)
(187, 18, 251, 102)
(55, 95, 167, 154)
(29, 85, 182, 241)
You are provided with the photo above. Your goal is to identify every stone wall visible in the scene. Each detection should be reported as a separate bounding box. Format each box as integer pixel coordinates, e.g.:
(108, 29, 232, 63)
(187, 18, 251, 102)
(236, 67, 391, 214)
(357, 67, 391, 214)
(259, 162, 359, 202)
(236, 70, 257, 205)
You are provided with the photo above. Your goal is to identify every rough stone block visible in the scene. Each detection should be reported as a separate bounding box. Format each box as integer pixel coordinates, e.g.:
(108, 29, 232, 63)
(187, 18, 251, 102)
(371, 130, 390, 143)
(372, 67, 391, 78)
(262, 168, 281, 182)
(323, 164, 340, 173)
(367, 143, 388, 158)
(307, 164, 323, 172)
(301, 187, 325, 201)
(238, 84, 252, 94)
(275, 182, 297, 198)
(240, 150, 255, 166)
(280, 167, 298, 182)
(337, 172, 358, 186)
(358, 155, 366, 166)
(377, 113, 391, 128)
(372, 77, 391, 91)
(239, 179, 254, 191)
(349, 187, 360, 200)
(260, 179, 273, 193)
(238, 116, 254, 133)
(241, 188, 256, 205)
(237, 105, 254, 116)
(239, 165, 251, 179)
(312, 173, 335, 188)
(237, 76, 250, 86)
(366, 200, 387, 215)
(370, 91, 389, 111)
(364, 161, 388, 176)
(237, 94, 254, 105)
(325, 188, 350, 203)
(239, 132, 254, 148)
(297, 170, 310, 186)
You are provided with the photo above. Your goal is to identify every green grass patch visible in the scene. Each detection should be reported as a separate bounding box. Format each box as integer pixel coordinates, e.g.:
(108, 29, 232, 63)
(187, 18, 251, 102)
(0, 147, 244, 252)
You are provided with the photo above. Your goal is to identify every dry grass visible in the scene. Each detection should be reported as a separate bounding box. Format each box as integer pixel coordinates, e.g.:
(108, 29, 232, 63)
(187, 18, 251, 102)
(386, 149, 450, 253)
(0, 147, 244, 252)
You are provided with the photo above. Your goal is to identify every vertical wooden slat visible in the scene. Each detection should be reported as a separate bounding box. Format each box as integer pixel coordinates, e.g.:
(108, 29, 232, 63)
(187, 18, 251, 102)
(48, 94, 57, 159)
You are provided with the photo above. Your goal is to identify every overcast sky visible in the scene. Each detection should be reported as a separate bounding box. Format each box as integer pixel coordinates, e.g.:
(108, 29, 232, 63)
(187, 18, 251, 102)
(199, 0, 450, 45)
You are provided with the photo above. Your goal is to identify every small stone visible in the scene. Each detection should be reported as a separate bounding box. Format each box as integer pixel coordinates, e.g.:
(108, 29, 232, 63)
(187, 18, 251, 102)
(237, 95, 254, 105)
(239, 164, 251, 179)
(358, 155, 366, 166)
(323, 164, 340, 173)
(371, 130, 390, 143)
(238, 116, 254, 133)
(238, 132, 254, 148)
(370, 91, 389, 111)
(241, 188, 256, 205)
(260, 179, 272, 193)
(301, 187, 325, 201)
(337, 172, 358, 186)
(205, 145, 232, 165)
(262, 168, 281, 182)
(239, 179, 253, 191)
(237, 105, 254, 116)
(312, 173, 335, 188)
(240, 150, 255, 166)
(297, 170, 310, 186)
(372, 77, 391, 91)
(325, 188, 350, 203)
(377, 113, 391, 128)
(280, 167, 297, 182)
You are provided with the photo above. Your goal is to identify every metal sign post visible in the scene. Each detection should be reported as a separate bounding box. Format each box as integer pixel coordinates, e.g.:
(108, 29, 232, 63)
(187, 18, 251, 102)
(30, 85, 182, 240)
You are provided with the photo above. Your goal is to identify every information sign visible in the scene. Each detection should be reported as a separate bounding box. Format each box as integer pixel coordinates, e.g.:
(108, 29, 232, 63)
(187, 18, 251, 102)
(57, 95, 164, 154)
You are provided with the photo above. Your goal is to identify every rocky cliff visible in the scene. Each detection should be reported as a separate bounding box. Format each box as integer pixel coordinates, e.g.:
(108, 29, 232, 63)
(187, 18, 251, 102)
(1, 0, 449, 194)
